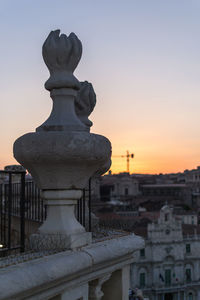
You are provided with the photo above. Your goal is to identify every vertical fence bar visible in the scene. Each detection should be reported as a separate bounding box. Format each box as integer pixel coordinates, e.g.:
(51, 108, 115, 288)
(37, 185, 40, 221)
(35, 183, 38, 220)
(7, 173, 12, 249)
(77, 199, 80, 222)
(33, 182, 35, 220)
(2, 184, 7, 246)
(30, 182, 33, 219)
(27, 182, 29, 219)
(12, 183, 15, 215)
(33, 182, 36, 220)
(0, 184, 3, 246)
(44, 202, 47, 220)
(88, 178, 92, 232)
(26, 182, 29, 219)
(79, 195, 83, 225)
(20, 172, 25, 253)
(40, 190, 44, 222)
(18, 182, 20, 216)
(29, 182, 32, 219)
(82, 189, 85, 227)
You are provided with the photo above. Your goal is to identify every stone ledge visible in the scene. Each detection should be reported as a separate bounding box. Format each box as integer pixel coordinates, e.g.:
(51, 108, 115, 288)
(0, 234, 144, 300)
(30, 232, 92, 251)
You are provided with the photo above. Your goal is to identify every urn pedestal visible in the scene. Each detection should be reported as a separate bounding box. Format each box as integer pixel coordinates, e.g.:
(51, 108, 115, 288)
(13, 30, 111, 250)
(14, 130, 111, 250)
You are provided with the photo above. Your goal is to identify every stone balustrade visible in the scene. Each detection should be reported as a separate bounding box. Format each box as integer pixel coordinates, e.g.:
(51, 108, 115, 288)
(0, 234, 144, 300)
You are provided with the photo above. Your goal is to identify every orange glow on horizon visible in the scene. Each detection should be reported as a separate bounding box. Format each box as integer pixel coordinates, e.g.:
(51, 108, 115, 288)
(0, 121, 199, 175)
(109, 157, 199, 175)
(0, 153, 199, 175)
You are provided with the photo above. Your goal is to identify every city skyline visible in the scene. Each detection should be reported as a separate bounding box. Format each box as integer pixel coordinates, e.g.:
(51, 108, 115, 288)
(1, 0, 200, 174)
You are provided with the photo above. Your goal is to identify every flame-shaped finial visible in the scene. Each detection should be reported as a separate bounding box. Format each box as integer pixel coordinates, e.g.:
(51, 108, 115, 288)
(43, 30, 82, 91)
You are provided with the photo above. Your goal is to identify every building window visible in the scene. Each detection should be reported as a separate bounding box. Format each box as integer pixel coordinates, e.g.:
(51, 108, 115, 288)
(140, 248, 145, 258)
(186, 269, 191, 283)
(165, 269, 171, 286)
(165, 229, 170, 235)
(139, 273, 145, 287)
(188, 292, 193, 300)
(125, 187, 129, 196)
(165, 213, 169, 221)
(186, 244, 191, 254)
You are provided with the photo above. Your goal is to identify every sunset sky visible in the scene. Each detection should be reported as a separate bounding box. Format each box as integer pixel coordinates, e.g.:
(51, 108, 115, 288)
(0, 0, 200, 174)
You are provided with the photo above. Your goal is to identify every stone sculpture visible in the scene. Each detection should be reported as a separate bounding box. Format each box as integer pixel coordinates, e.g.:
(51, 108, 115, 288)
(43, 30, 82, 91)
(13, 30, 111, 250)
(75, 81, 96, 130)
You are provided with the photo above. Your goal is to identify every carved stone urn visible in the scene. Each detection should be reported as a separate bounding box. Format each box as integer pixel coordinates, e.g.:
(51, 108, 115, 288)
(13, 30, 111, 250)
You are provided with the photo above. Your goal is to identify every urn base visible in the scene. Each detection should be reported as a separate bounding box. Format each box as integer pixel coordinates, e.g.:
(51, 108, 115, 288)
(29, 232, 92, 251)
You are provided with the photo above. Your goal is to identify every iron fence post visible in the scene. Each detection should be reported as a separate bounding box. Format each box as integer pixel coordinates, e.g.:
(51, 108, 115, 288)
(20, 172, 25, 252)
(8, 173, 12, 249)
(89, 178, 92, 232)
(82, 189, 85, 227)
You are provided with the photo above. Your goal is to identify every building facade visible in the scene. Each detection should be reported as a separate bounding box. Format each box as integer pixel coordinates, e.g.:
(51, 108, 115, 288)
(100, 173, 140, 202)
(131, 205, 200, 300)
(184, 167, 200, 207)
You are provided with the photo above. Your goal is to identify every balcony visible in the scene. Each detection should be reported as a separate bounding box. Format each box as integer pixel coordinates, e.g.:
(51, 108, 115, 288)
(0, 233, 144, 299)
(0, 171, 145, 299)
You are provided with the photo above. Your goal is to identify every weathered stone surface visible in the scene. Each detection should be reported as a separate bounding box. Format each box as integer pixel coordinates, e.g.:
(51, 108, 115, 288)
(43, 30, 82, 91)
(0, 234, 144, 300)
(14, 131, 111, 189)
(36, 88, 87, 132)
(89, 273, 111, 300)
(30, 231, 92, 251)
(75, 81, 96, 130)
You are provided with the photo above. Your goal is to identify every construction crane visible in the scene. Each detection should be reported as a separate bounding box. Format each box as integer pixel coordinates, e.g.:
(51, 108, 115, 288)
(112, 150, 134, 173)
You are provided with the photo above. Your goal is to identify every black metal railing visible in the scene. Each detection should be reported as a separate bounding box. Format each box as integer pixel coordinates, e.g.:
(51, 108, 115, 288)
(24, 181, 45, 222)
(0, 170, 92, 256)
(0, 170, 25, 256)
(77, 178, 92, 231)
